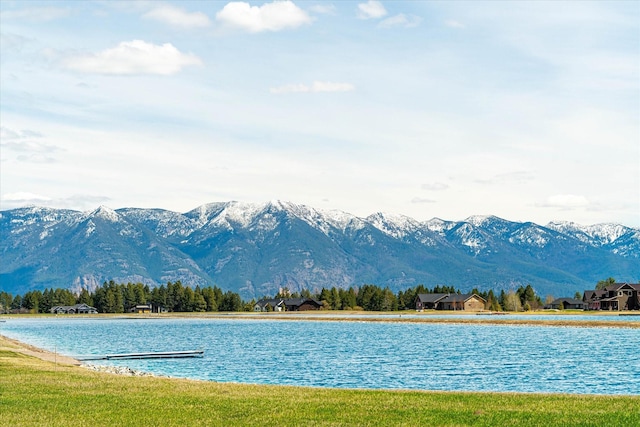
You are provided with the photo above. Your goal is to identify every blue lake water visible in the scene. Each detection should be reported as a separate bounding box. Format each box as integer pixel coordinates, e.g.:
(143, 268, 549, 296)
(2, 317, 639, 395)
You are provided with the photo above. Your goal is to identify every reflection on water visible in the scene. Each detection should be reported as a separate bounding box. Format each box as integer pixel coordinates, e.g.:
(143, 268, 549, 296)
(2, 317, 639, 395)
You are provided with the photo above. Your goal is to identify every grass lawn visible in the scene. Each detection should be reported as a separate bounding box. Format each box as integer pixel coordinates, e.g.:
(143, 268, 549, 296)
(1, 336, 638, 426)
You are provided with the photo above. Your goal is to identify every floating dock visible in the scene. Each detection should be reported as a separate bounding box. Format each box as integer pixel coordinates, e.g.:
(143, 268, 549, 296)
(78, 350, 204, 361)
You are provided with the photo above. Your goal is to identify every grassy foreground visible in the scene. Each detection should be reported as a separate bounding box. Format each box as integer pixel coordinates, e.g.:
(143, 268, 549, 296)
(1, 338, 639, 426)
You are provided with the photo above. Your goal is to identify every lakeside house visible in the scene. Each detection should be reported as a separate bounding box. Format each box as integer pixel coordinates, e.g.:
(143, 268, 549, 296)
(583, 283, 640, 311)
(254, 297, 322, 312)
(50, 303, 98, 314)
(254, 298, 286, 312)
(129, 304, 152, 314)
(415, 293, 486, 311)
(544, 298, 586, 310)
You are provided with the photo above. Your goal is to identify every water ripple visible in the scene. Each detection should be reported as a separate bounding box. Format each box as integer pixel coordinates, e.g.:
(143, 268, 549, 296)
(2, 318, 638, 395)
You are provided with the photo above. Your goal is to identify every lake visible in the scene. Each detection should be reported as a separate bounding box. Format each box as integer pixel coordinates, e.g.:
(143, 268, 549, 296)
(2, 317, 639, 395)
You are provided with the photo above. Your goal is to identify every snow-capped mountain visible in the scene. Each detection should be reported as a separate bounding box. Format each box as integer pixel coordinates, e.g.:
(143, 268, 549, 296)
(1, 201, 638, 299)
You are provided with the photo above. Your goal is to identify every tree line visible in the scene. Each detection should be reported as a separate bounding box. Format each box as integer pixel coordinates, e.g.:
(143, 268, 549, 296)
(0, 281, 247, 314)
(1, 281, 550, 314)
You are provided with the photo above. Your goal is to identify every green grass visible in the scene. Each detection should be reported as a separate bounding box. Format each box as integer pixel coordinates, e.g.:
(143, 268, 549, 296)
(1, 338, 639, 426)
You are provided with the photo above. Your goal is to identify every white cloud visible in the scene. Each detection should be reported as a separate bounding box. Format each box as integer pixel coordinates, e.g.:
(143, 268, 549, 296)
(539, 194, 590, 210)
(445, 20, 465, 29)
(270, 81, 355, 94)
(309, 4, 336, 15)
(63, 40, 202, 75)
(1, 127, 61, 163)
(2, 192, 51, 202)
(311, 81, 355, 92)
(1, 127, 43, 141)
(378, 13, 422, 29)
(357, 1, 387, 20)
(216, 1, 311, 33)
(143, 5, 211, 29)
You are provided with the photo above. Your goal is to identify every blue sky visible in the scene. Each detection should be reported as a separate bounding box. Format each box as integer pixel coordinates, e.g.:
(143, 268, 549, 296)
(1, 1, 638, 226)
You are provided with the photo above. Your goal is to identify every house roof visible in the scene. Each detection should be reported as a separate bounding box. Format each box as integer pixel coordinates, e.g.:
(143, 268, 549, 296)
(550, 298, 584, 305)
(605, 283, 639, 292)
(255, 298, 284, 308)
(284, 298, 322, 307)
(583, 290, 606, 301)
(416, 293, 450, 303)
(51, 303, 97, 312)
(441, 293, 486, 303)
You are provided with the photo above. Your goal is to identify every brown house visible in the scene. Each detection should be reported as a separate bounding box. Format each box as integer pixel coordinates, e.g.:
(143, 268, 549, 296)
(129, 304, 152, 314)
(583, 283, 640, 311)
(545, 298, 585, 310)
(254, 297, 322, 312)
(415, 293, 449, 310)
(415, 293, 486, 311)
(284, 298, 322, 311)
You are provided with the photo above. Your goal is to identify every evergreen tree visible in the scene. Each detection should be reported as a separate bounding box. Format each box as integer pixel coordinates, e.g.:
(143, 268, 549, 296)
(22, 290, 42, 313)
(104, 289, 117, 313)
(330, 287, 341, 310)
(77, 288, 93, 306)
(124, 283, 137, 310)
(192, 292, 207, 312)
(319, 287, 332, 308)
(596, 277, 616, 291)
(381, 287, 398, 311)
(200, 287, 218, 311)
(219, 291, 242, 312)
(10, 294, 22, 311)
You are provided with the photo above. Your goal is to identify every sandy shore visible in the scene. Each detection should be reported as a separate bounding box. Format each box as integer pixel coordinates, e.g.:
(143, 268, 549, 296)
(0, 334, 160, 376)
(0, 334, 81, 366)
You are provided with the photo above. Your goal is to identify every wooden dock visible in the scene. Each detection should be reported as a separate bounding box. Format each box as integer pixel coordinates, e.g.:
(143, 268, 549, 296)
(78, 350, 204, 361)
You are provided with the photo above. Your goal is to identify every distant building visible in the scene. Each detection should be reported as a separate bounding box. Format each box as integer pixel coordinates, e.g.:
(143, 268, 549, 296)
(50, 303, 98, 314)
(583, 283, 640, 311)
(544, 298, 585, 310)
(415, 294, 448, 310)
(254, 297, 322, 312)
(415, 293, 486, 311)
(129, 304, 152, 314)
(283, 298, 322, 311)
(254, 298, 286, 312)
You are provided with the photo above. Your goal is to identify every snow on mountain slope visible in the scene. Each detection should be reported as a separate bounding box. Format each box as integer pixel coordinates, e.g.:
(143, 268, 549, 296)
(547, 221, 636, 246)
(2, 201, 638, 297)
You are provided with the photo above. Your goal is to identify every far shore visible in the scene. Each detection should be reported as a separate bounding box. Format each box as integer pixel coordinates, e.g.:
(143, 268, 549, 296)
(2, 309, 640, 329)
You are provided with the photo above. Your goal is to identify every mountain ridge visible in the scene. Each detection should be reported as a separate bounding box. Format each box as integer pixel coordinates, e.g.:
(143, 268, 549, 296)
(1, 201, 638, 299)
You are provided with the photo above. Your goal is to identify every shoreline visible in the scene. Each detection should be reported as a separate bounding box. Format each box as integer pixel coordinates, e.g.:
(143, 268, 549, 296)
(0, 333, 82, 366)
(0, 334, 159, 376)
(4, 310, 640, 329)
(201, 312, 640, 328)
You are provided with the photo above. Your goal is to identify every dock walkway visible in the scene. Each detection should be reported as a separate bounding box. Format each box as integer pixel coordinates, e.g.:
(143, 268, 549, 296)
(77, 350, 204, 361)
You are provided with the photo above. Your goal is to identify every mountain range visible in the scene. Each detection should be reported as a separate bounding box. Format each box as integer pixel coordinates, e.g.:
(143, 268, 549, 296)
(1, 201, 638, 299)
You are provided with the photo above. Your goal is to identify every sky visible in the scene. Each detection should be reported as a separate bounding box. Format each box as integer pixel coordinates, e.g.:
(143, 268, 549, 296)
(1, 1, 638, 227)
